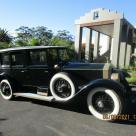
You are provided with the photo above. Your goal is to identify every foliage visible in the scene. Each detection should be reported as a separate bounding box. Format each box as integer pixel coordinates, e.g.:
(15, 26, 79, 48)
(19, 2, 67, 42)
(50, 30, 75, 60)
(130, 54, 136, 67)
(0, 26, 75, 59)
(28, 38, 40, 46)
(0, 42, 10, 49)
(0, 28, 12, 43)
(33, 26, 53, 46)
(126, 76, 136, 84)
(123, 67, 136, 84)
(15, 26, 53, 46)
(50, 30, 74, 46)
(0, 28, 12, 49)
(126, 71, 136, 84)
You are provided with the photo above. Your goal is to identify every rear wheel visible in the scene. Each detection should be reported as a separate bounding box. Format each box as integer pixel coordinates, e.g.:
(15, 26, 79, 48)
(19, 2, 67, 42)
(87, 87, 123, 120)
(0, 79, 13, 100)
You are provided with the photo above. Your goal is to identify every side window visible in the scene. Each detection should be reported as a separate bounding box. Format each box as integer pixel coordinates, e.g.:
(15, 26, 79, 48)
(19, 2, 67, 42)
(47, 49, 58, 65)
(1, 54, 10, 67)
(11, 52, 25, 67)
(30, 50, 47, 65)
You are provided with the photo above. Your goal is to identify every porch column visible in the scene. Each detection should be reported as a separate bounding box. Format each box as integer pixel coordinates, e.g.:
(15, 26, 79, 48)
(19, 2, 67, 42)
(106, 36, 112, 63)
(85, 28, 92, 62)
(111, 19, 122, 67)
(93, 31, 100, 59)
(75, 25, 83, 60)
(125, 44, 131, 66)
(107, 36, 112, 51)
(119, 25, 129, 67)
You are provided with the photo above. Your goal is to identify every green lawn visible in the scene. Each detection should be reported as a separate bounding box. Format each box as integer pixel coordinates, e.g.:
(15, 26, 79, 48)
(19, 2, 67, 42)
(126, 71, 136, 84)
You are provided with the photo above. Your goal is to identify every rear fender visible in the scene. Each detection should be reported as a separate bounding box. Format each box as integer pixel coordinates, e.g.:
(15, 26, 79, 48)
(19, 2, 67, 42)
(0, 73, 21, 91)
(0, 72, 10, 81)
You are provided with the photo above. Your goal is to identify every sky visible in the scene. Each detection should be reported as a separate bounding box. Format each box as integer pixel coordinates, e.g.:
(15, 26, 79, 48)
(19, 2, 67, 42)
(0, 0, 136, 35)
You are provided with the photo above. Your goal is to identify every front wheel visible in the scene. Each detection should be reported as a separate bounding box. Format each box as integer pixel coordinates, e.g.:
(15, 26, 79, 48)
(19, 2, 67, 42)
(50, 72, 76, 102)
(87, 87, 123, 121)
(0, 79, 13, 100)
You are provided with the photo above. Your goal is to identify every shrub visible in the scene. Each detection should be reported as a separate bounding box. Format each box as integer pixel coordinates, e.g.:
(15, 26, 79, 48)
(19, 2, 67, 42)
(124, 67, 136, 84)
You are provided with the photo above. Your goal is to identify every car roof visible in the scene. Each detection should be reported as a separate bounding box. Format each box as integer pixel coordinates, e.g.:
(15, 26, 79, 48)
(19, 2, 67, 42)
(0, 46, 67, 53)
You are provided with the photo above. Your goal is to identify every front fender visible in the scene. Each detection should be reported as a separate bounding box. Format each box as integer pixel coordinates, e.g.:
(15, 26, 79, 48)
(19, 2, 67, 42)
(112, 68, 130, 91)
(71, 79, 127, 101)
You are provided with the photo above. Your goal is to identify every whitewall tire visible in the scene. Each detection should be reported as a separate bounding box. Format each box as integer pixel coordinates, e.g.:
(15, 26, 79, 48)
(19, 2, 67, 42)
(87, 87, 122, 121)
(50, 73, 76, 101)
(0, 79, 13, 100)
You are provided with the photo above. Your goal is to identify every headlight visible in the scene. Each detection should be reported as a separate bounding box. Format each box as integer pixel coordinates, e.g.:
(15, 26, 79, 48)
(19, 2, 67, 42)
(111, 73, 120, 81)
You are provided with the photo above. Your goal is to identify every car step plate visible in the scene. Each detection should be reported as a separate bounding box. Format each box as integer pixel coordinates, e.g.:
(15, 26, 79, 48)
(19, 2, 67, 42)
(14, 93, 54, 102)
(37, 92, 48, 96)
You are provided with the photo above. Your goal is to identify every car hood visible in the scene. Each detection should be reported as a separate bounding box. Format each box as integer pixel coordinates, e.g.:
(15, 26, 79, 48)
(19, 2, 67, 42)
(62, 62, 112, 79)
(63, 62, 111, 70)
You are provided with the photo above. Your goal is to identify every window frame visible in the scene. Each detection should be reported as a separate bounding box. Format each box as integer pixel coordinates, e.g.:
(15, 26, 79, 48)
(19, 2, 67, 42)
(10, 51, 26, 68)
(1, 53, 10, 68)
(46, 48, 59, 66)
(28, 49, 48, 67)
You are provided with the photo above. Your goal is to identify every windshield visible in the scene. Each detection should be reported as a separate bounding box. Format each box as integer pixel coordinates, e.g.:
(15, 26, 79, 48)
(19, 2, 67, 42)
(58, 48, 70, 63)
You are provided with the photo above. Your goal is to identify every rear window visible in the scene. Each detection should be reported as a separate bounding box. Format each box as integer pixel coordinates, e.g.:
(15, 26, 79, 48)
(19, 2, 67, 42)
(1, 54, 10, 66)
(11, 52, 25, 66)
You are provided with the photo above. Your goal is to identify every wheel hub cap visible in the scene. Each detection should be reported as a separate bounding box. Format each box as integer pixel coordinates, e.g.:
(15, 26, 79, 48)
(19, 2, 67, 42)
(92, 92, 114, 114)
(97, 100, 104, 108)
(54, 78, 72, 98)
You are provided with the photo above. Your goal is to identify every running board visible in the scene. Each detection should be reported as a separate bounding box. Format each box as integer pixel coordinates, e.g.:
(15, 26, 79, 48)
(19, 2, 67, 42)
(14, 93, 54, 102)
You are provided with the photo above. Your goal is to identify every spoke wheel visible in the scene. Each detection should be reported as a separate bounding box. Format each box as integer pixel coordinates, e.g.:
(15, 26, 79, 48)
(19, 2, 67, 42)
(92, 92, 114, 114)
(0, 80, 13, 100)
(50, 72, 76, 101)
(87, 87, 122, 120)
(54, 78, 71, 98)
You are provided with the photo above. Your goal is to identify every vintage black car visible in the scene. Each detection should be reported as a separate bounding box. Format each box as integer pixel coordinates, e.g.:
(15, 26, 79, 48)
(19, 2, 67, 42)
(0, 46, 131, 120)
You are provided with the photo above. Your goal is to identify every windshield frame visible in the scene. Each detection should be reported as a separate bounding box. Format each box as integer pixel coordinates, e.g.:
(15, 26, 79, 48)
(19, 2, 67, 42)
(57, 48, 70, 64)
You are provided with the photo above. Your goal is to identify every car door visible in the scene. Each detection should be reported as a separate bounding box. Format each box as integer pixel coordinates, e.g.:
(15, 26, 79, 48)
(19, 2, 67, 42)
(0, 53, 11, 78)
(26, 49, 50, 86)
(10, 51, 29, 85)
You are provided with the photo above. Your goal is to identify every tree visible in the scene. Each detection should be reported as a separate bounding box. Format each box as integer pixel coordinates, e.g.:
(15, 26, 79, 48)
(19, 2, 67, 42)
(0, 28, 12, 49)
(34, 26, 53, 46)
(15, 26, 33, 46)
(0, 42, 10, 49)
(0, 28, 11, 43)
(51, 30, 75, 60)
(15, 26, 53, 46)
(51, 30, 74, 46)
(29, 38, 40, 46)
(56, 30, 74, 41)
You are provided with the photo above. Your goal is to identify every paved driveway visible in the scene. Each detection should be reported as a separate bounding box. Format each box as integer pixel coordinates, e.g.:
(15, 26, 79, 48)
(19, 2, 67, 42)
(0, 96, 136, 136)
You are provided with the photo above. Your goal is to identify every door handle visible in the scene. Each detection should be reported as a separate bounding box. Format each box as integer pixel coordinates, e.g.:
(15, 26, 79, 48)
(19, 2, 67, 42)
(21, 70, 27, 73)
(21, 70, 25, 73)
(44, 71, 48, 73)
